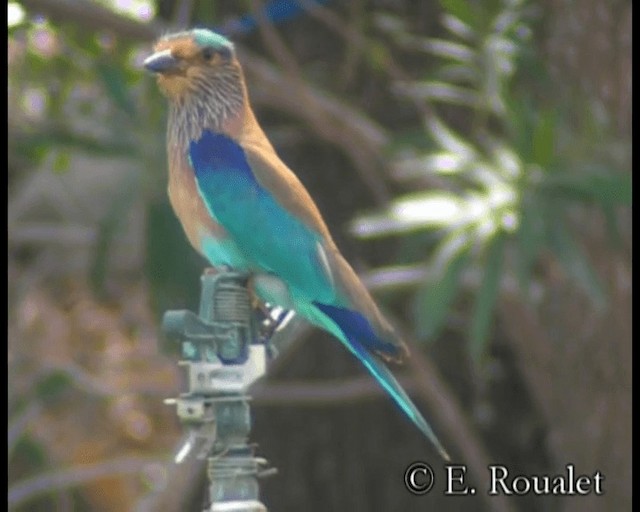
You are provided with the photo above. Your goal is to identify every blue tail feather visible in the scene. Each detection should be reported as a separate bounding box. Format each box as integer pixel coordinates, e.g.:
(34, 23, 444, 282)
(313, 303, 401, 359)
(314, 302, 450, 460)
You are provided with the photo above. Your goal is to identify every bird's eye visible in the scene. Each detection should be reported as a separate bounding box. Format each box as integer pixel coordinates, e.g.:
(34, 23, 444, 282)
(202, 48, 214, 61)
(218, 46, 231, 61)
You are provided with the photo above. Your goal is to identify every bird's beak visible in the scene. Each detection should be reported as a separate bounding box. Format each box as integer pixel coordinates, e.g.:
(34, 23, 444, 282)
(143, 49, 179, 74)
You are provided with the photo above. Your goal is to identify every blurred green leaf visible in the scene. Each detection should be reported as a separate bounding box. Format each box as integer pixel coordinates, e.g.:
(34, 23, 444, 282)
(373, 13, 409, 37)
(352, 0, 624, 368)
(427, 115, 477, 158)
(349, 211, 407, 238)
(8, 20, 31, 35)
(35, 371, 73, 402)
(415, 248, 469, 340)
(514, 197, 544, 295)
(393, 151, 472, 180)
(437, 62, 479, 83)
(543, 171, 631, 206)
(442, 13, 476, 41)
(423, 38, 475, 63)
(531, 109, 557, 169)
(368, 41, 392, 71)
(602, 203, 624, 250)
(52, 150, 70, 174)
(95, 61, 137, 117)
(431, 224, 474, 274)
(439, 0, 476, 28)
(391, 192, 465, 229)
(493, 7, 524, 36)
(490, 141, 521, 180)
(469, 232, 505, 362)
(409, 81, 480, 107)
(549, 221, 607, 309)
(11, 437, 48, 467)
(504, 94, 535, 159)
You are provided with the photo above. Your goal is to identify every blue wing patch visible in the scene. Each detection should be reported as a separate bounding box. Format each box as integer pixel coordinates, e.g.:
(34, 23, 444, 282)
(189, 130, 334, 303)
(190, 130, 253, 183)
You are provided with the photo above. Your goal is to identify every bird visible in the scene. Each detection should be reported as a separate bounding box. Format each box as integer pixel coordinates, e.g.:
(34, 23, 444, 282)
(144, 28, 449, 460)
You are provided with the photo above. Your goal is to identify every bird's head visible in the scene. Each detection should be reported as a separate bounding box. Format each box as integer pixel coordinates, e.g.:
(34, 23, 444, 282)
(144, 29, 245, 112)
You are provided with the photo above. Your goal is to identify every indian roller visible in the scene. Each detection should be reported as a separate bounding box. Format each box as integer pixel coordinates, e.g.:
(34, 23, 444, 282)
(144, 28, 449, 460)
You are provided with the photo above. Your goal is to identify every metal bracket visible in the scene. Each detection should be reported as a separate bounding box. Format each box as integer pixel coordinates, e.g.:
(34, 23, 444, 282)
(161, 270, 276, 511)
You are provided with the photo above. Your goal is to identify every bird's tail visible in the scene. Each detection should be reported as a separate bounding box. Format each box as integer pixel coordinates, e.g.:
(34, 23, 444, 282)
(348, 336, 450, 461)
(313, 302, 450, 461)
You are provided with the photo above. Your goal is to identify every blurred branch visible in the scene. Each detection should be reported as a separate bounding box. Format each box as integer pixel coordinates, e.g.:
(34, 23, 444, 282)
(296, 0, 438, 120)
(247, 0, 392, 203)
(252, 374, 418, 406)
(19, 0, 160, 40)
(136, 457, 206, 512)
(8, 402, 43, 457)
(240, 51, 391, 204)
(360, 263, 544, 301)
(8, 455, 163, 508)
(171, 0, 195, 28)
(497, 297, 556, 422)
(251, 0, 304, 81)
(337, 0, 366, 87)
(48, 361, 118, 397)
(298, 0, 367, 47)
(9, 223, 95, 246)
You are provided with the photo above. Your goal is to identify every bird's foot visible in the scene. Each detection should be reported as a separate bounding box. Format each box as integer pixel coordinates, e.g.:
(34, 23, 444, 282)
(246, 276, 269, 314)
